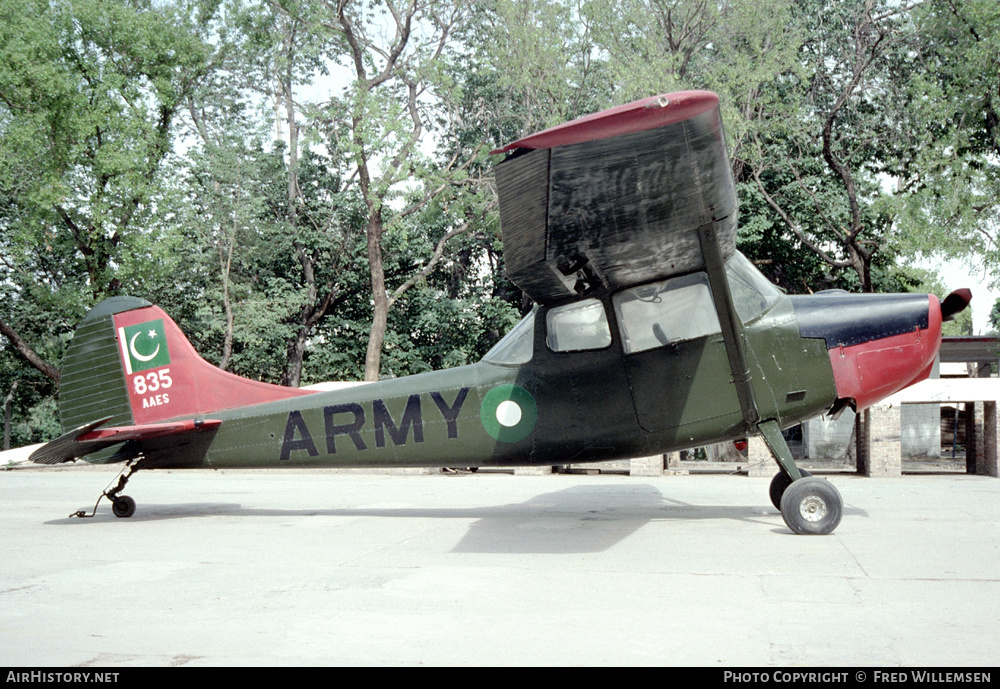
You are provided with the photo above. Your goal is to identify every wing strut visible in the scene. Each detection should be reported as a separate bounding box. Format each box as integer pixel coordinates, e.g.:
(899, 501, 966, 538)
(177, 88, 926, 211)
(695, 221, 807, 483)
(696, 221, 760, 429)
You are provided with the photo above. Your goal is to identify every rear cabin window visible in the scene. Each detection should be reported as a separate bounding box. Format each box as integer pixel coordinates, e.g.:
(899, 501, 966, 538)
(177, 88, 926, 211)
(545, 299, 612, 352)
(613, 273, 722, 354)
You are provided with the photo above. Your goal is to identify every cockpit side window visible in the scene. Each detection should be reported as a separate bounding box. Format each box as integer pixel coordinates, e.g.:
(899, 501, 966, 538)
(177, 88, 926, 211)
(613, 273, 721, 354)
(483, 310, 535, 365)
(545, 299, 612, 352)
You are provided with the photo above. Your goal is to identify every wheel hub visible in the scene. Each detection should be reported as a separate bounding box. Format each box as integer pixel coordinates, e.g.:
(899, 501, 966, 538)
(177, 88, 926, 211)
(799, 495, 828, 523)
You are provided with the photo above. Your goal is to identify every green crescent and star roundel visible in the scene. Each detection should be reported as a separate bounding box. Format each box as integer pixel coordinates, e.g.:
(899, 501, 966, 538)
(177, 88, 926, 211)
(118, 319, 171, 374)
(480, 384, 538, 443)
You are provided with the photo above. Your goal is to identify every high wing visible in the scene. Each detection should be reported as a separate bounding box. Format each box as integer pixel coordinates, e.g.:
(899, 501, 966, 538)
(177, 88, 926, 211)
(493, 90, 736, 304)
(28, 417, 222, 465)
(494, 90, 758, 431)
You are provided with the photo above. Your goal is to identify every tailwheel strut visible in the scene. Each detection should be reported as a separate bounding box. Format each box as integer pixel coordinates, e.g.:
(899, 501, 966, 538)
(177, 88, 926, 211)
(70, 459, 141, 519)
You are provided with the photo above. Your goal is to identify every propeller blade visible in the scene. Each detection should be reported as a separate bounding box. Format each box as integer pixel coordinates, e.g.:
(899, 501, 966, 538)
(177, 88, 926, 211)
(940, 288, 972, 321)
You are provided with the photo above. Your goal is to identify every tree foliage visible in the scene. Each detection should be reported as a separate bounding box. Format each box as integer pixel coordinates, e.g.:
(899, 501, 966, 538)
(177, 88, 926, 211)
(891, 0, 1000, 275)
(1, 0, 216, 444)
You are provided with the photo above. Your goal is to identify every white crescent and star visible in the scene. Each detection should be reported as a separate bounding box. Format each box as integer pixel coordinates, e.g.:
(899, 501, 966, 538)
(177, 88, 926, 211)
(129, 330, 160, 362)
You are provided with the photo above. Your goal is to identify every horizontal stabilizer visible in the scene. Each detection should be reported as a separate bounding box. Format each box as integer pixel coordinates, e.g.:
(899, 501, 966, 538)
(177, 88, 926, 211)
(29, 418, 222, 465)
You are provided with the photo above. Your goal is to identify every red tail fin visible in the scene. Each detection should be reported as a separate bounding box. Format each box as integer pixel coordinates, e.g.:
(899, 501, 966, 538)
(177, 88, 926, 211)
(112, 304, 314, 424)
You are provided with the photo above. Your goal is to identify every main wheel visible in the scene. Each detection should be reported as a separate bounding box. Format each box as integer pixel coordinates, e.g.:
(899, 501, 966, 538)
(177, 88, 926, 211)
(112, 495, 136, 518)
(780, 477, 842, 535)
(768, 469, 812, 510)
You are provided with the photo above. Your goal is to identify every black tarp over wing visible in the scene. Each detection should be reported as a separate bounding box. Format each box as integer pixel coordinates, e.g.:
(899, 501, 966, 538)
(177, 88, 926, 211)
(494, 93, 737, 305)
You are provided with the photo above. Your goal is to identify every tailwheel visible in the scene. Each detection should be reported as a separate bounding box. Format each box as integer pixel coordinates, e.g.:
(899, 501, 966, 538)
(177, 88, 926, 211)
(768, 468, 812, 510)
(111, 495, 136, 518)
(70, 459, 142, 519)
(779, 477, 843, 535)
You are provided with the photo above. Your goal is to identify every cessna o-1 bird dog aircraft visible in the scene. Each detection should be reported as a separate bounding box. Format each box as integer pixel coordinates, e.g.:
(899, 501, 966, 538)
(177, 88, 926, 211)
(31, 91, 971, 535)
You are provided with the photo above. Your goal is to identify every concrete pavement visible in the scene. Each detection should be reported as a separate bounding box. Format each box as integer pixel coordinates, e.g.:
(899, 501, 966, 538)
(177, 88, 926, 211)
(1, 465, 998, 666)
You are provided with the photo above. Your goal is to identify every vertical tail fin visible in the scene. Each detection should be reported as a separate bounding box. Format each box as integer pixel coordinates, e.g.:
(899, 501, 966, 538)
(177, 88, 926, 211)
(59, 297, 142, 432)
(59, 297, 314, 431)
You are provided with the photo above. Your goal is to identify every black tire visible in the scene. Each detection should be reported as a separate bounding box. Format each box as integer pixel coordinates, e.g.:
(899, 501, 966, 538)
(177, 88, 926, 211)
(779, 477, 842, 535)
(112, 495, 136, 518)
(768, 468, 812, 510)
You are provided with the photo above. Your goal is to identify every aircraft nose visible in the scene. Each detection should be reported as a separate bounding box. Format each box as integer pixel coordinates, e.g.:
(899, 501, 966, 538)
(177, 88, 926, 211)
(792, 289, 969, 411)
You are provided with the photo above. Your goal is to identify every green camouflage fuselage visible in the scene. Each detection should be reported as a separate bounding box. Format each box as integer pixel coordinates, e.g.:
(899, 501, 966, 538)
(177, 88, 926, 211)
(163, 294, 834, 470)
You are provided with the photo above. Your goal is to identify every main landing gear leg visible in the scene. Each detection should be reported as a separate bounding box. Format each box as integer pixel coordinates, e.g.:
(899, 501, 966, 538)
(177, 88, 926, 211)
(70, 460, 140, 519)
(756, 420, 842, 535)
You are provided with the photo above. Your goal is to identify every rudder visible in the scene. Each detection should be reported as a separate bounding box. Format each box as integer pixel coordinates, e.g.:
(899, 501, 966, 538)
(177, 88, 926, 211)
(59, 297, 145, 432)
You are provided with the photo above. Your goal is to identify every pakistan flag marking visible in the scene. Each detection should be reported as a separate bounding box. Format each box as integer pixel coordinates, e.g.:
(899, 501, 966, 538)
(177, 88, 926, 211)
(118, 319, 171, 374)
(480, 384, 538, 443)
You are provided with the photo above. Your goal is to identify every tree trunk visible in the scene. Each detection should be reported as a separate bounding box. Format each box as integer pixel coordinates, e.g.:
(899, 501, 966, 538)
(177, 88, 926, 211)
(0, 318, 60, 384)
(284, 328, 309, 388)
(364, 211, 388, 382)
(4, 381, 17, 451)
(282, 240, 315, 388)
(218, 235, 235, 371)
(279, 48, 305, 387)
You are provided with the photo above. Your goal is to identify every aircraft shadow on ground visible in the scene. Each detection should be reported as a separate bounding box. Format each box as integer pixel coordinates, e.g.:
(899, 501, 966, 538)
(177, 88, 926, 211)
(45, 483, 868, 552)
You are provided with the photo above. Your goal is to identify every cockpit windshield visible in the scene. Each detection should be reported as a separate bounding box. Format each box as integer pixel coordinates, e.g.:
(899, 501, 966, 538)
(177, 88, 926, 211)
(725, 251, 782, 323)
(482, 310, 535, 365)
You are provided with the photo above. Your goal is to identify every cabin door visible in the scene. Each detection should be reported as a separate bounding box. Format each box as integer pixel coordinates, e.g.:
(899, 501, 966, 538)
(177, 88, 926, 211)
(612, 272, 741, 434)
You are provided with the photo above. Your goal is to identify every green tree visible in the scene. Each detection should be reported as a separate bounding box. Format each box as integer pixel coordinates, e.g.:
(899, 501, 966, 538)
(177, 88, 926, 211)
(739, 0, 925, 292)
(233, 0, 353, 386)
(582, 0, 965, 295)
(892, 0, 1000, 279)
(0, 0, 216, 442)
(0, 0, 214, 375)
(307, 0, 491, 381)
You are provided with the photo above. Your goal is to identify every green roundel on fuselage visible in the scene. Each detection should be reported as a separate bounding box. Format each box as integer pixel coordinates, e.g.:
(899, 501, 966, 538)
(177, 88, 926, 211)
(480, 384, 538, 443)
